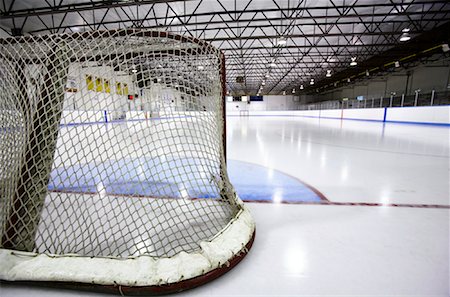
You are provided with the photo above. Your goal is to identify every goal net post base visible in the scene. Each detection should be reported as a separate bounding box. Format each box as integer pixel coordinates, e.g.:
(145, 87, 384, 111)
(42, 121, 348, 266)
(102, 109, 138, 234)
(0, 207, 255, 295)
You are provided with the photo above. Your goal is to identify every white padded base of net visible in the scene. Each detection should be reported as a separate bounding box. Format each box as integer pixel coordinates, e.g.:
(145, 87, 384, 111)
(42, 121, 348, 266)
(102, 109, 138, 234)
(0, 203, 254, 286)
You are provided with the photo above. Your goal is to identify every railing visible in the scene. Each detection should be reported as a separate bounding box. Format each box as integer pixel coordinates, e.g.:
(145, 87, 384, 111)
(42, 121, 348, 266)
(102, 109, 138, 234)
(299, 90, 450, 110)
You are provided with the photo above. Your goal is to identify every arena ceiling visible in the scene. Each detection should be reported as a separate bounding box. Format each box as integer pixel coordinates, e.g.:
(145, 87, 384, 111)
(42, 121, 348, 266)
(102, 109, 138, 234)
(0, 0, 449, 96)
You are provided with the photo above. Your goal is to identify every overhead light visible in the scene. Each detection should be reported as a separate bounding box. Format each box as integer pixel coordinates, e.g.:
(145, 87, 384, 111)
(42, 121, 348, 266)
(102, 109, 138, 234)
(395, 61, 400, 68)
(300, 84, 304, 90)
(399, 29, 410, 42)
(399, 33, 410, 42)
(283, 90, 286, 95)
(366, 69, 370, 76)
(157, 78, 162, 82)
(395, 6, 407, 14)
(277, 37, 287, 46)
(269, 61, 277, 68)
(197, 65, 204, 70)
(442, 43, 450, 52)
(131, 65, 137, 73)
(327, 57, 336, 62)
(265, 73, 270, 78)
(347, 78, 351, 83)
(262, 81, 266, 85)
(326, 70, 332, 77)
(350, 57, 357, 66)
(310, 79, 314, 85)
(292, 88, 296, 94)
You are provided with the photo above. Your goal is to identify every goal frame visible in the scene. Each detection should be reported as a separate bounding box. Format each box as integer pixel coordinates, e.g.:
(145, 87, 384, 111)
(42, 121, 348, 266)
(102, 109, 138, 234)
(0, 29, 254, 295)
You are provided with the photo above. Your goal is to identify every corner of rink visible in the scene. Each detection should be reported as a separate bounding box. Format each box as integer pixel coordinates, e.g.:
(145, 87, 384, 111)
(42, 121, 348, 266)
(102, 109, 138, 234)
(0, 204, 255, 288)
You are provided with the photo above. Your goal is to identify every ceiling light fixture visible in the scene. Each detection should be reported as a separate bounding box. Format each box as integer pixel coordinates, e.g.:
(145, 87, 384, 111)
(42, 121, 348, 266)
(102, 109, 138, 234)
(300, 84, 304, 90)
(399, 33, 410, 42)
(399, 28, 411, 42)
(292, 88, 296, 94)
(326, 70, 332, 77)
(277, 37, 287, 46)
(366, 70, 370, 76)
(442, 43, 449, 52)
(269, 61, 277, 68)
(350, 57, 357, 66)
(395, 61, 400, 68)
(283, 90, 286, 95)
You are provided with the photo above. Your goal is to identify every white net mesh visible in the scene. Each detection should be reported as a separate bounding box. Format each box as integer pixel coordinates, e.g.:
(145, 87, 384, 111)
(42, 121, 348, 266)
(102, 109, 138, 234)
(0, 29, 251, 276)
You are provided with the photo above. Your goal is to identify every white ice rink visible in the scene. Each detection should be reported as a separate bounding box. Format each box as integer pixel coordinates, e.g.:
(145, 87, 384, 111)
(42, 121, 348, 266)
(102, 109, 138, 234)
(1, 115, 449, 296)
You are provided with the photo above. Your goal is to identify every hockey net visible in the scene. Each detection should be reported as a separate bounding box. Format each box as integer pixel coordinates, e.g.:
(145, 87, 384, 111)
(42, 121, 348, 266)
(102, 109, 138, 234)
(0, 30, 255, 294)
